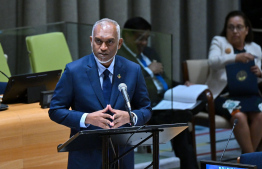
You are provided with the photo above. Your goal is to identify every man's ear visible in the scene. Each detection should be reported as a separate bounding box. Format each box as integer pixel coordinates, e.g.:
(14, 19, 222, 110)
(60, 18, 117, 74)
(118, 38, 123, 49)
(90, 36, 93, 44)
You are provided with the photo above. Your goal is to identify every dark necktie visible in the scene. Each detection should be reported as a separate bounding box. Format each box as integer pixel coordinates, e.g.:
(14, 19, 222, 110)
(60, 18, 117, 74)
(103, 69, 112, 104)
(139, 56, 168, 91)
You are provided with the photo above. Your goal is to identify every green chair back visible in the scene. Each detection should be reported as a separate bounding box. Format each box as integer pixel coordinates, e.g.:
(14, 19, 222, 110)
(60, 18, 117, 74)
(0, 43, 11, 82)
(26, 32, 73, 73)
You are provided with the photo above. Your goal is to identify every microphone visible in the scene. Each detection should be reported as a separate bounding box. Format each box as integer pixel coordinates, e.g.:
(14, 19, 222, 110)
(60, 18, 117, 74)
(118, 83, 134, 126)
(220, 118, 238, 161)
(0, 70, 9, 79)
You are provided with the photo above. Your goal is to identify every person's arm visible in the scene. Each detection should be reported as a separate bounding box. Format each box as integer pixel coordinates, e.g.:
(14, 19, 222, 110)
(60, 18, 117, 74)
(48, 66, 83, 131)
(147, 61, 164, 75)
(130, 65, 152, 126)
(251, 65, 262, 77)
(49, 65, 113, 131)
(80, 113, 89, 127)
(250, 43, 262, 78)
(143, 47, 164, 75)
(208, 36, 236, 70)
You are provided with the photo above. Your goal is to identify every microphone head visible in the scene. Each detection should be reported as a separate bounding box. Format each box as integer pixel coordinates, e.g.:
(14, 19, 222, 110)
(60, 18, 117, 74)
(118, 83, 127, 92)
(234, 119, 238, 125)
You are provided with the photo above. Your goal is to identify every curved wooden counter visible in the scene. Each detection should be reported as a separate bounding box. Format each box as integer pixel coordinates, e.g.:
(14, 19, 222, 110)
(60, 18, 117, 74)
(0, 103, 70, 169)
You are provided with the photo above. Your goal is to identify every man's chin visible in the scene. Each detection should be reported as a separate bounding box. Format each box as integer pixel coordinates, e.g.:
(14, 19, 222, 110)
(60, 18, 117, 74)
(98, 57, 109, 62)
(95, 55, 115, 64)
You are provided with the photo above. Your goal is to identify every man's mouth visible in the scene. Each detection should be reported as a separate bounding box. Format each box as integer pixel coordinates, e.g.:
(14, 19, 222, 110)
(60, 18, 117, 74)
(99, 53, 108, 56)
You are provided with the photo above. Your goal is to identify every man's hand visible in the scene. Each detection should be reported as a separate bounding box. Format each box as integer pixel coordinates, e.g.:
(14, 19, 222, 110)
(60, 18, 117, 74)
(108, 105, 131, 129)
(85, 105, 114, 129)
(184, 81, 194, 86)
(148, 60, 164, 74)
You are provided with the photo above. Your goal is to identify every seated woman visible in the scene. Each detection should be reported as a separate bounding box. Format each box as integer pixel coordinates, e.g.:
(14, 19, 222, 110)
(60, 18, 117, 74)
(206, 10, 262, 153)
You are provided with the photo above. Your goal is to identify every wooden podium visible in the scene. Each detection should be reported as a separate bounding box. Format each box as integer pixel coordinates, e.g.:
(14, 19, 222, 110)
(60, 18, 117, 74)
(57, 123, 187, 169)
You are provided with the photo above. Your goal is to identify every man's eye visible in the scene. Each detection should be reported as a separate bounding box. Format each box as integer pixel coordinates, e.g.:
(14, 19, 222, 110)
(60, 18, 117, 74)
(108, 40, 114, 44)
(96, 39, 102, 44)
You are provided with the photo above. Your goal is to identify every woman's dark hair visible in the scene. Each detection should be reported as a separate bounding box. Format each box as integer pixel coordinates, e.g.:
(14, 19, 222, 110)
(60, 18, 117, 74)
(123, 17, 151, 31)
(220, 10, 253, 43)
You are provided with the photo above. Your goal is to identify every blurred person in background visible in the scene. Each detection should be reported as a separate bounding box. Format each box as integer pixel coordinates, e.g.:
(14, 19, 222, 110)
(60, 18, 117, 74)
(118, 16, 203, 169)
(206, 10, 262, 153)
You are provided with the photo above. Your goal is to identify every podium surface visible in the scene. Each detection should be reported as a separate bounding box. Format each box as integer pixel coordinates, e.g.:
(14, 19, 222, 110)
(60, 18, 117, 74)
(58, 124, 187, 152)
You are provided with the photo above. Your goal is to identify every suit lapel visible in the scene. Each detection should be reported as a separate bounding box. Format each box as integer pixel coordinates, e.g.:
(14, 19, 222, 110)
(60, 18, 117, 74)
(110, 56, 126, 107)
(86, 54, 106, 108)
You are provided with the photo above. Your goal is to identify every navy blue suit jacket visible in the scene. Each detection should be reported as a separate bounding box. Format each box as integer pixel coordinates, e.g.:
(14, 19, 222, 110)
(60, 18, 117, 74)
(49, 54, 151, 169)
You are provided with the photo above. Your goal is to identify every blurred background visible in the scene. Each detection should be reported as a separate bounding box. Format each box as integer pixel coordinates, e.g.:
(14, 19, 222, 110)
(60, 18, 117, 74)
(0, 0, 261, 82)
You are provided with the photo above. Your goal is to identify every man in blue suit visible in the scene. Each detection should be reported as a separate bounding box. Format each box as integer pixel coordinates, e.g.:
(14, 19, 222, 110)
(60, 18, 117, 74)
(49, 18, 152, 169)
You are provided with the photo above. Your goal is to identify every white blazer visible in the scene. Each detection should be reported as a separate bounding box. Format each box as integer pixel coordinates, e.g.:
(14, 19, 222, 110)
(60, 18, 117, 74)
(205, 36, 262, 99)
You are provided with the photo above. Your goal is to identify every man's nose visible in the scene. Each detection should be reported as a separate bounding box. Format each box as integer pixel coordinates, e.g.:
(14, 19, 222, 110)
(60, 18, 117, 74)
(100, 42, 108, 50)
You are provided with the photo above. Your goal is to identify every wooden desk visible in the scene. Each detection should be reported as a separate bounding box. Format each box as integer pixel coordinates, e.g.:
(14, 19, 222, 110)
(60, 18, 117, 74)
(0, 103, 70, 169)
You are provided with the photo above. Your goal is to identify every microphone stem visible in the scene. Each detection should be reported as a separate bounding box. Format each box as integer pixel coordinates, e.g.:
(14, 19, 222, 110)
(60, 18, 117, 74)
(220, 121, 237, 161)
(127, 106, 134, 126)
(118, 84, 134, 126)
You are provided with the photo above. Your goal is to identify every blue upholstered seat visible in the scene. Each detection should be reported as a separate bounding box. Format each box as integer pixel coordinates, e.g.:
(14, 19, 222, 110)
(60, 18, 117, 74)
(240, 152, 262, 169)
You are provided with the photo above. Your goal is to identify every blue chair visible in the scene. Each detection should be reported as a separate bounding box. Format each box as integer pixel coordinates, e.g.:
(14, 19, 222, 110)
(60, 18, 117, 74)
(240, 152, 262, 169)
